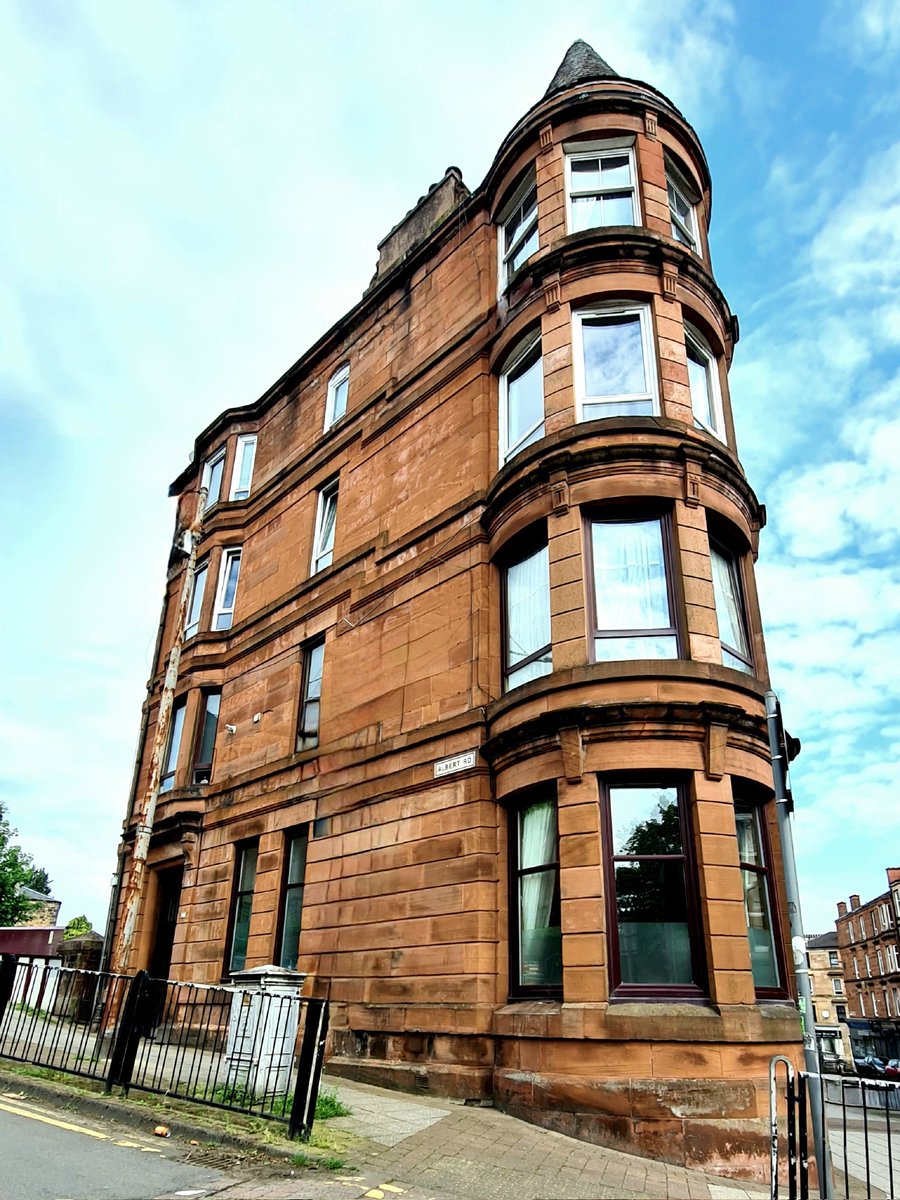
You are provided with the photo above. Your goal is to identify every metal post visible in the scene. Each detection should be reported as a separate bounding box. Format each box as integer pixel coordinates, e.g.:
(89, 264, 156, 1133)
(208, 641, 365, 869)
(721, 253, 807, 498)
(110, 489, 207, 976)
(0, 954, 18, 1027)
(105, 970, 150, 1092)
(765, 690, 833, 1198)
(289, 999, 330, 1141)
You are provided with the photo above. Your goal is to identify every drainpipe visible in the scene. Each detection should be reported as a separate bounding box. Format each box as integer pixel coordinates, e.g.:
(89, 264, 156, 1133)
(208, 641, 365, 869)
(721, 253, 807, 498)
(110, 488, 207, 975)
(765, 690, 833, 1198)
(100, 569, 173, 974)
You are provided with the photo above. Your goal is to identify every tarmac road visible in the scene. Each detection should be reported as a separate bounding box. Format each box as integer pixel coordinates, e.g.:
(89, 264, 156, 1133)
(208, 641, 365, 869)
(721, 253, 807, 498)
(0, 1095, 231, 1200)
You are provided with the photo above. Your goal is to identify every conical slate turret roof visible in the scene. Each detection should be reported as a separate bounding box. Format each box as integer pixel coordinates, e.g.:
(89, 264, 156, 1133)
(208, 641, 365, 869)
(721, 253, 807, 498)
(544, 39, 618, 97)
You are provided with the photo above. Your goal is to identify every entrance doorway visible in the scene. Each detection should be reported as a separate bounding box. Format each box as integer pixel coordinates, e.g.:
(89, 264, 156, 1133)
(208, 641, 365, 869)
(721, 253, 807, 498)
(148, 866, 183, 981)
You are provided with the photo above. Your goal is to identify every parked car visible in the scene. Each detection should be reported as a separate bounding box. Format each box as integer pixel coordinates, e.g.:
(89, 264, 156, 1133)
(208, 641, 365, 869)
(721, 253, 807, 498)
(854, 1055, 887, 1077)
(883, 1059, 900, 1078)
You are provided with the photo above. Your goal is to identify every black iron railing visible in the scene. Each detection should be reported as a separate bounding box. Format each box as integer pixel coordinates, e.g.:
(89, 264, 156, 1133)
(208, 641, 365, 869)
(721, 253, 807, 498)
(0, 955, 328, 1140)
(771, 1055, 900, 1200)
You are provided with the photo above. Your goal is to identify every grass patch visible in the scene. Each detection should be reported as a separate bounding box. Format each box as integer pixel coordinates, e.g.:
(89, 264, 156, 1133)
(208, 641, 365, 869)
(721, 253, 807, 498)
(290, 1151, 350, 1171)
(13, 1003, 48, 1019)
(315, 1088, 350, 1120)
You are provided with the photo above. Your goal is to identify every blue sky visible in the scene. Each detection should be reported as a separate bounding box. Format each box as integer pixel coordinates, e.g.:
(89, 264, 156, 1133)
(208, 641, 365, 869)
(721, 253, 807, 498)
(1, 0, 897, 937)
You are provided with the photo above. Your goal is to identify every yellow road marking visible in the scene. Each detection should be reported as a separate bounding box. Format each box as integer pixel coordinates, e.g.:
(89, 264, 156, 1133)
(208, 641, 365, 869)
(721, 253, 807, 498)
(381, 1188, 405, 1195)
(0, 1099, 163, 1154)
(0, 1100, 109, 1140)
(365, 1191, 384, 1199)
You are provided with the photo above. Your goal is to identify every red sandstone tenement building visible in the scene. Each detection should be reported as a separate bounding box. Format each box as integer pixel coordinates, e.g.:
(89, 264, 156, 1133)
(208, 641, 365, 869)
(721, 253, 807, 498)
(109, 42, 802, 1176)
(836, 873, 900, 1022)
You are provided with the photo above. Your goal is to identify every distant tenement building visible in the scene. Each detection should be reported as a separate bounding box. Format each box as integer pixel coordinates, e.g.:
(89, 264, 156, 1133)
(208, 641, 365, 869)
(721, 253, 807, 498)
(109, 42, 803, 1176)
(836, 872, 900, 1028)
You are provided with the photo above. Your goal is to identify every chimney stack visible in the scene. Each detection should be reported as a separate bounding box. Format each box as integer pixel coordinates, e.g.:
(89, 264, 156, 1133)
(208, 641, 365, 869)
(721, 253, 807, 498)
(837, 901, 847, 917)
(849, 894, 860, 910)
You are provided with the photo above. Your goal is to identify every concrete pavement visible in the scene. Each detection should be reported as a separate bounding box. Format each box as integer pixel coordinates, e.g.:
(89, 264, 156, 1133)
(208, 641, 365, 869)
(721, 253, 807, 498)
(1, 1065, 774, 1200)
(230, 1073, 771, 1200)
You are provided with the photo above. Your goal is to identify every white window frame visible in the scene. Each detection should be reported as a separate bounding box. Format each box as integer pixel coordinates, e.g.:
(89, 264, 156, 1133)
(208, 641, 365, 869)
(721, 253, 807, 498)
(311, 480, 339, 575)
(666, 160, 699, 252)
(228, 434, 257, 501)
(877, 949, 885, 974)
(853, 956, 860, 979)
(184, 561, 208, 640)
(572, 302, 658, 421)
(848, 919, 856, 941)
(499, 330, 544, 465)
(200, 445, 226, 511)
(211, 547, 242, 631)
(498, 169, 539, 291)
(564, 136, 640, 235)
(832, 977, 844, 995)
(873, 992, 879, 1016)
(684, 323, 725, 438)
(865, 953, 871, 976)
(324, 363, 350, 431)
(859, 992, 866, 1016)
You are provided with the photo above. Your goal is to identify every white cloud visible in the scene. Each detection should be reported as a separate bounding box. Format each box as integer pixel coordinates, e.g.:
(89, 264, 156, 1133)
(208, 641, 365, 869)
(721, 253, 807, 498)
(826, 0, 900, 71)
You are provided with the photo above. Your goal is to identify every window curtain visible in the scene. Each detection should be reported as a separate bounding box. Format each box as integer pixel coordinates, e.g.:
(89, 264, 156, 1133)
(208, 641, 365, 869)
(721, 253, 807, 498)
(592, 519, 669, 631)
(507, 545, 550, 665)
(519, 801, 560, 986)
(236, 441, 256, 493)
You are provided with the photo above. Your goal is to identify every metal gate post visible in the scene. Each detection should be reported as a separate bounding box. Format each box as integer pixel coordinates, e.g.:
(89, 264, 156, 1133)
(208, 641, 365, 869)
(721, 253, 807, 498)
(770, 1054, 796, 1200)
(289, 998, 329, 1141)
(105, 971, 149, 1092)
(0, 955, 17, 1026)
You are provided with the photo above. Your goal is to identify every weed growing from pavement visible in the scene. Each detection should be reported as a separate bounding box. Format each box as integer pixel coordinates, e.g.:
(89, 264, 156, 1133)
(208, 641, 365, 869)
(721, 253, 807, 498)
(315, 1089, 351, 1119)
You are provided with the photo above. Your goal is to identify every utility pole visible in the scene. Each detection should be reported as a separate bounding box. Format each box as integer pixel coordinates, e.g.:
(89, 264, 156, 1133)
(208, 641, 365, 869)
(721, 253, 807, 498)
(111, 488, 207, 976)
(765, 690, 833, 1199)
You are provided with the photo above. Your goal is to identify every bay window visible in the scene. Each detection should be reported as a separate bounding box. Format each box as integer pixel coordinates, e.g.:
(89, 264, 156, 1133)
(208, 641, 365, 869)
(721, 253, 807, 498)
(602, 781, 704, 995)
(667, 165, 698, 251)
(735, 801, 783, 994)
(184, 562, 207, 640)
(588, 515, 678, 661)
(511, 793, 562, 993)
(502, 537, 551, 691)
(191, 689, 221, 785)
(710, 540, 753, 673)
(211, 548, 242, 631)
(499, 171, 538, 287)
(573, 304, 657, 419)
(499, 331, 544, 463)
(685, 325, 723, 437)
(566, 141, 638, 232)
(159, 695, 187, 794)
(200, 446, 226, 512)
(228, 434, 257, 501)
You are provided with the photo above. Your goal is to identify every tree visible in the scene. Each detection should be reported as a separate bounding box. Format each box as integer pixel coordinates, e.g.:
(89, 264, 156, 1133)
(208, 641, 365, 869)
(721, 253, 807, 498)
(63, 915, 91, 940)
(0, 802, 52, 925)
(22, 865, 52, 895)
